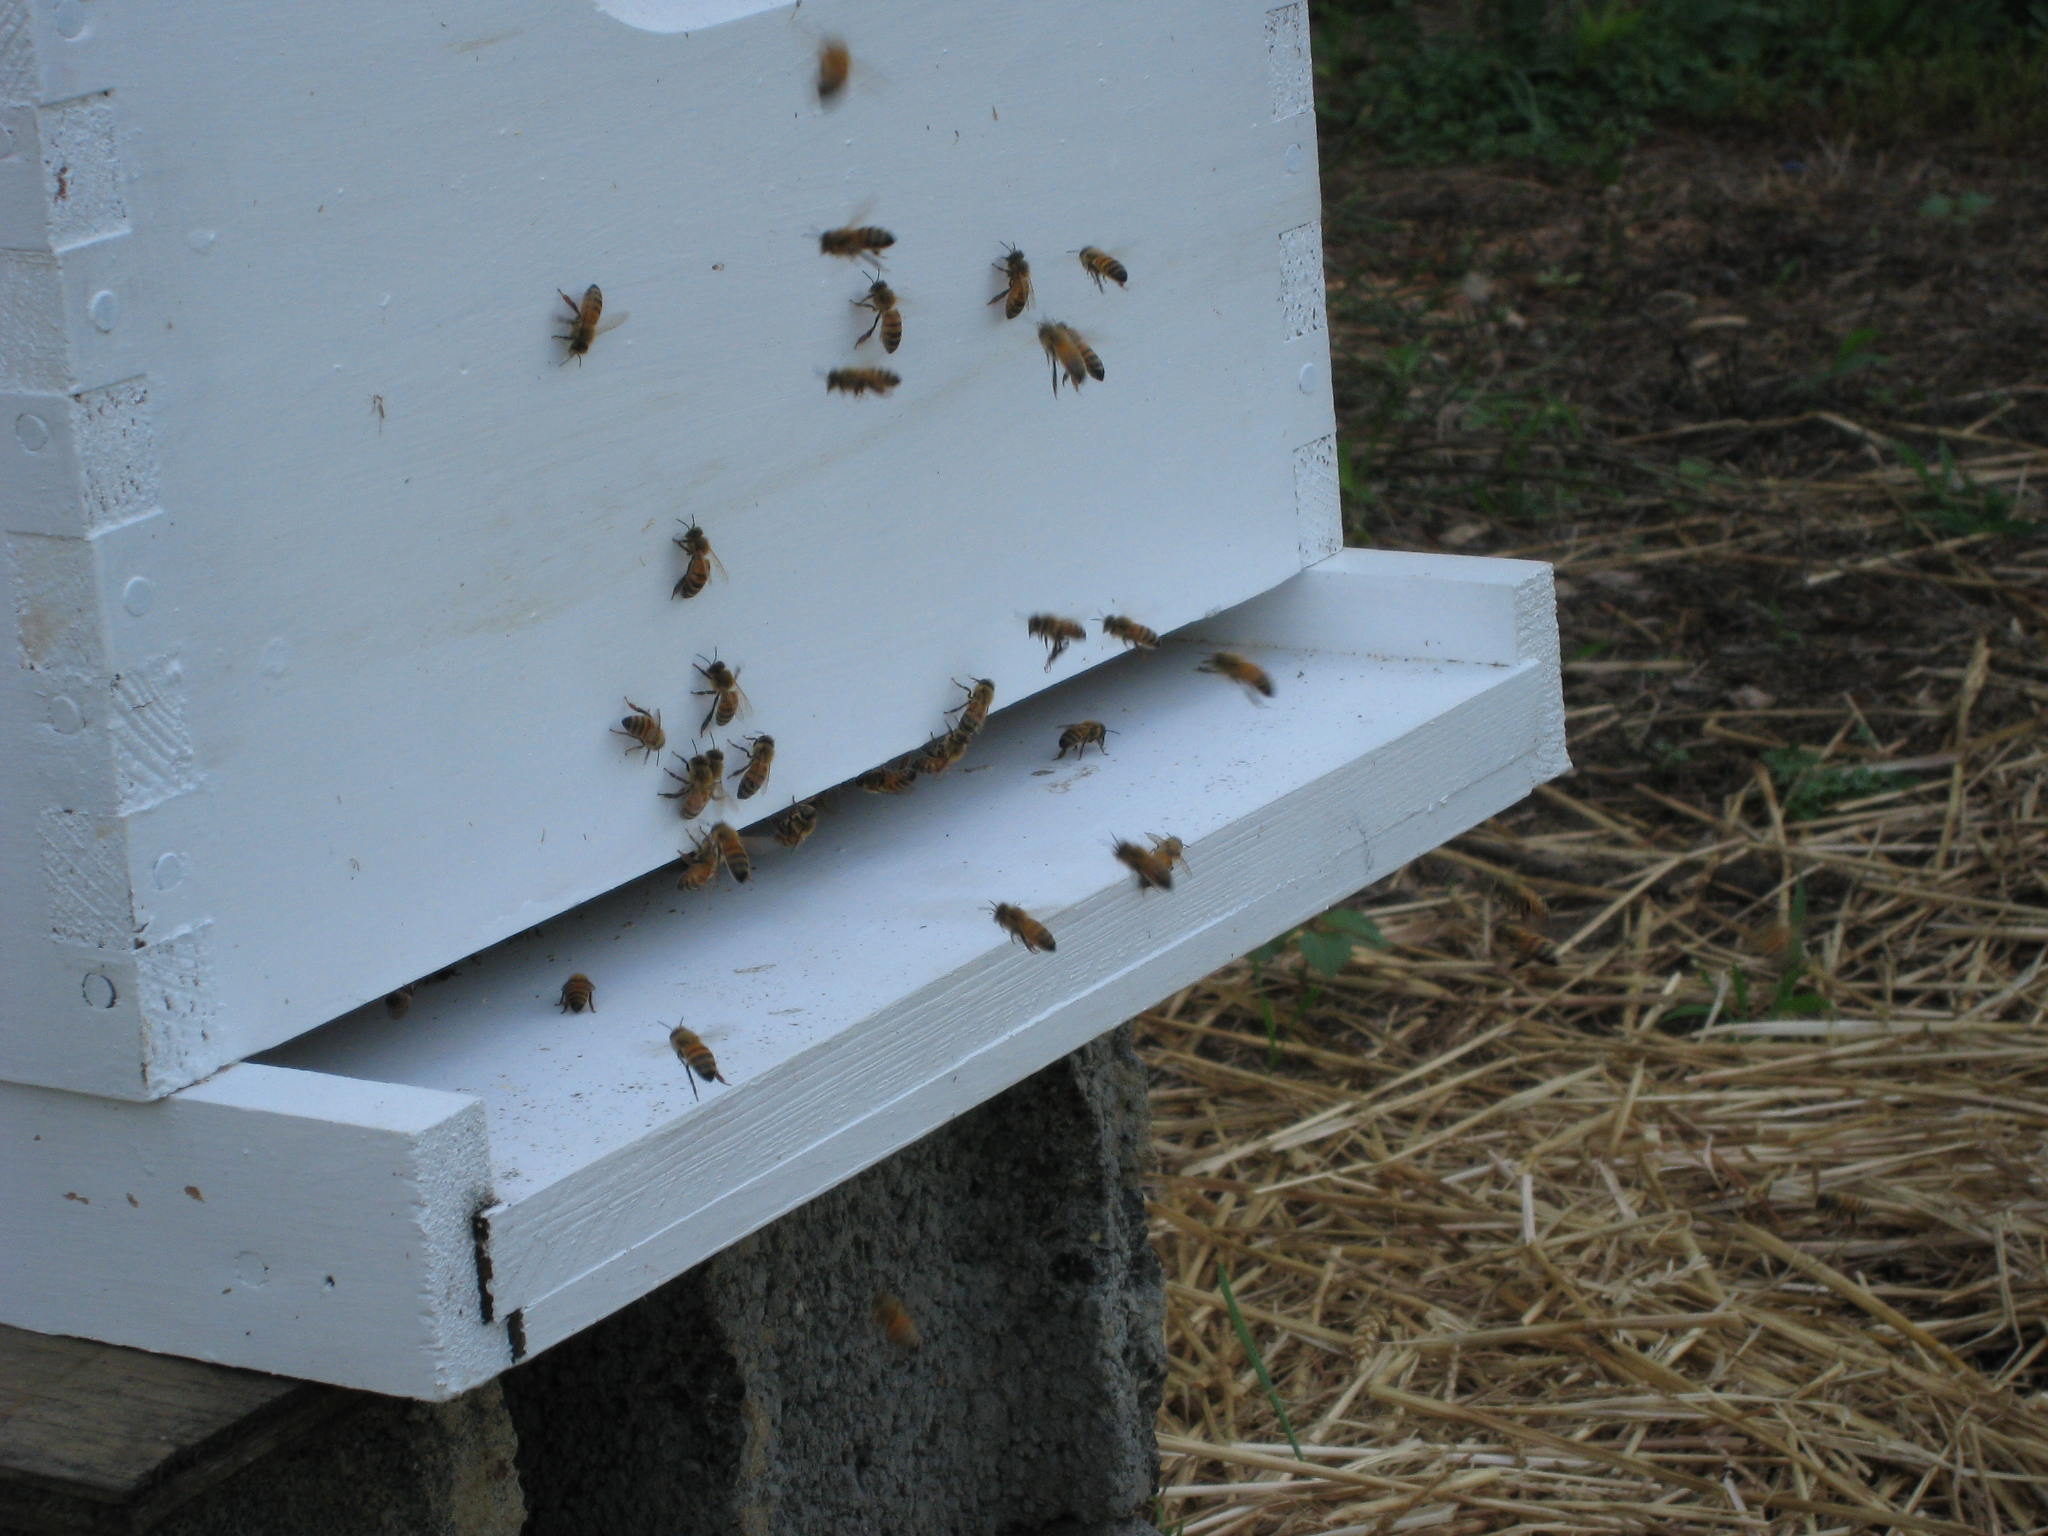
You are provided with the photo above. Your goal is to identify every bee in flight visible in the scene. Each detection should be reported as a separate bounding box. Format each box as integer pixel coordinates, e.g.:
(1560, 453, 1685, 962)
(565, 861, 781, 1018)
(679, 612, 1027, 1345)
(1074, 246, 1129, 291)
(773, 799, 819, 849)
(1036, 321, 1103, 395)
(710, 821, 751, 884)
(693, 654, 747, 733)
(729, 734, 774, 800)
(1496, 922, 1557, 963)
(826, 367, 900, 397)
(857, 759, 919, 795)
(874, 1292, 922, 1351)
(989, 902, 1056, 953)
(1197, 652, 1275, 699)
(557, 973, 596, 1014)
(556, 284, 624, 363)
(672, 521, 725, 601)
(1028, 614, 1086, 669)
(819, 225, 896, 260)
(668, 1024, 730, 1101)
(988, 243, 1031, 319)
(1101, 615, 1158, 650)
(853, 271, 903, 353)
(1055, 721, 1114, 760)
(613, 699, 666, 760)
(816, 37, 851, 104)
(675, 832, 723, 891)
(1112, 838, 1175, 892)
(949, 677, 996, 738)
(1506, 882, 1551, 924)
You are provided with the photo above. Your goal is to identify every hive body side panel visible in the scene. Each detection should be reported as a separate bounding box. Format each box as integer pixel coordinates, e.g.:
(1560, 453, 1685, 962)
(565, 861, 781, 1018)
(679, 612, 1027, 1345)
(1, 2, 219, 1096)
(0, 0, 1338, 1088)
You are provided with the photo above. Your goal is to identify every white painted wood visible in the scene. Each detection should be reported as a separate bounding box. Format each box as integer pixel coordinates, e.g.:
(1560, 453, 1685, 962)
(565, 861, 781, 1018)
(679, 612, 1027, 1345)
(0, 0, 1575, 1403)
(0, 0, 1332, 1098)
(284, 550, 1566, 1387)
(1, 551, 1565, 1396)
(0, 1065, 503, 1399)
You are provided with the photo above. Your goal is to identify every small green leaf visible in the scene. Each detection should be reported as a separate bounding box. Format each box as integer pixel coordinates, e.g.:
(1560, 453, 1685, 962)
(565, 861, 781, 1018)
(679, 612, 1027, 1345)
(1297, 928, 1356, 977)
(1320, 909, 1391, 948)
(1247, 933, 1293, 966)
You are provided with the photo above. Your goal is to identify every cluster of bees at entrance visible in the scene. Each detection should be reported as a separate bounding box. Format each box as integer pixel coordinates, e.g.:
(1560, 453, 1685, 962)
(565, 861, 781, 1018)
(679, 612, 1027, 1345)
(541, 33, 1275, 1100)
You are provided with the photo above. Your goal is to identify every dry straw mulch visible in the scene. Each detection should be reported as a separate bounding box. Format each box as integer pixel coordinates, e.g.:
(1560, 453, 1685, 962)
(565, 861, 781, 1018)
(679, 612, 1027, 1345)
(1144, 584, 2048, 1534)
(1141, 130, 2048, 1533)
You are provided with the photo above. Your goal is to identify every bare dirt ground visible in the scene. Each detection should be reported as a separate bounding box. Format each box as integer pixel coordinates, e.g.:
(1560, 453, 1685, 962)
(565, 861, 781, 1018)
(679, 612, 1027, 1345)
(1145, 129, 2048, 1534)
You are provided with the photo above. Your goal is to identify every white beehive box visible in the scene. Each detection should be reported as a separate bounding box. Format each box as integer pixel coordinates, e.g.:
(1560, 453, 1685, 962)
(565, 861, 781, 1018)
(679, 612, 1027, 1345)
(1, 0, 1568, 1395)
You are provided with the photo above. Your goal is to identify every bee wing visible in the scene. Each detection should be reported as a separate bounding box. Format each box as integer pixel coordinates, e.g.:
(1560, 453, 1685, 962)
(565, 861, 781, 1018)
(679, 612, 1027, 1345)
(592, 308, 630, 338)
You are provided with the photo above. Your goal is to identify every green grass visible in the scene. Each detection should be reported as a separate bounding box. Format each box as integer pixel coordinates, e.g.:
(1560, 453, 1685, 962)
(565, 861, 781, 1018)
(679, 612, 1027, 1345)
(1216, 1267, 1307, 1460)
(1762, 746, 1920, 822)
(1313, 0, 2048, 168)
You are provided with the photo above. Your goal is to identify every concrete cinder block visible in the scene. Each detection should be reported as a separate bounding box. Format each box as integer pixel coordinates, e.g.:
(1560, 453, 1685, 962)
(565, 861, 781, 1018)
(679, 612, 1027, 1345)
(501, 1026, 1165, 1536)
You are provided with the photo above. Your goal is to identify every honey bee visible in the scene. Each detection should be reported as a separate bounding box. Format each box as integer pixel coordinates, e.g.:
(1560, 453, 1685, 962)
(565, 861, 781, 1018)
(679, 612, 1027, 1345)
(1075, 246, 1129, 291)
(857, 760, 919, 795)
(675, 832, 723, 891)
(1055, 721, 1114, 759)
(1497, 922, 1558, 963)
(1197, 652, 1275, 699)
(819, 225, 895, 260)
(729, 734, 774, 800)
(710, 821, 751, 884)
(1036, 321, 1103, 394)
(853, 272, 903, 353)
(816, 37, 851, 104)
(1036, 321, 1088, 394)
(1749, 920, 1794, 958)
(693, 655, 747, 733)
(913, 729, 971, 776)
(1028, 614, 1086, 669)
(558, 973, 596, 1014)
(773, 799, 820, 848)
(988, 243, 1031, 319)
(1101, 615, 1159, 650)
(1113, 838, 1175, 892)
(613, 699, 666, 760)
(556, 284, 607, 363)
(661, 751, 718, 820)
(874, 1292, 922, 1351)
(668, 1024, 730, 1101)
(671, 521, 725, 601)
(1500, 881, 1550, 924)
(989, 901, 1056, 953)
(1147, 834, 1190, 877)
(826, 367, 900, 397)
(1068, 327, 1105, 382)
(384, 985, 414, 1019)
(949, 677, 996, 737)
(1817, 1191, 1871, 1218)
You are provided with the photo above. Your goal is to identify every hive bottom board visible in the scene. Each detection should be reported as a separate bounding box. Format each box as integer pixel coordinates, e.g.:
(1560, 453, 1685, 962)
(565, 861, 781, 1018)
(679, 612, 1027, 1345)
(1, 549, 1567, 1396)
